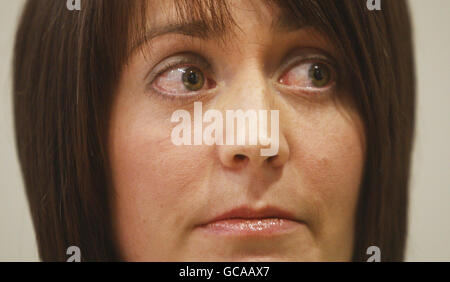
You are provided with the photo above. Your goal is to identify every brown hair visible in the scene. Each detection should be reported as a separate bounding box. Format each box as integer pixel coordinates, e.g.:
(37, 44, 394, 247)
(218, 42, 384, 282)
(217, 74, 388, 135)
(13, 0, 415, 261)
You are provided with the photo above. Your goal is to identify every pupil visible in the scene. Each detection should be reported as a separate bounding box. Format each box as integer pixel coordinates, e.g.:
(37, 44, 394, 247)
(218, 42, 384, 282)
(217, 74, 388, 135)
(182, 67, 205, 91)
(313, 65, 324, 81)
(186, 71, 198, 85)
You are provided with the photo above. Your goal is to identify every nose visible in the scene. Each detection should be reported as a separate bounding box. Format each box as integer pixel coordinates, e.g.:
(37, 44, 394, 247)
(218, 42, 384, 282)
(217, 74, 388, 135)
(218, 134, 289, 169)
(216, 64, 290, 170)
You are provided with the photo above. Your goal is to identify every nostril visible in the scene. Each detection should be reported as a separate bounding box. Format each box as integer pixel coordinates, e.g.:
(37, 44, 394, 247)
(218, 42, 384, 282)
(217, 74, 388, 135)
(234, 154, 248, 162)
(267, 155, 278, 163)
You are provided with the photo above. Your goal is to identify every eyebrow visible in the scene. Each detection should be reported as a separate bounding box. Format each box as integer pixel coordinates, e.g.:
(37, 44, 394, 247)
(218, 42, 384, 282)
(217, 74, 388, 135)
(132, 15, 307, 53)
(143, 21, 220, 41)
(271, 14, 305, 32)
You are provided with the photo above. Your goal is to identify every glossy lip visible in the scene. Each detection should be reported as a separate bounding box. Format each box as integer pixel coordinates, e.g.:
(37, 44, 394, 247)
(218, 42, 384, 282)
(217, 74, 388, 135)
(197, 206, 304, 236)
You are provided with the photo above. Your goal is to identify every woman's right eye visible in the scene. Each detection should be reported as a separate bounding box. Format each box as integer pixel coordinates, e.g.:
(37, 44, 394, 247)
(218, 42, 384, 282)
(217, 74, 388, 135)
(151, 65, 215, 96)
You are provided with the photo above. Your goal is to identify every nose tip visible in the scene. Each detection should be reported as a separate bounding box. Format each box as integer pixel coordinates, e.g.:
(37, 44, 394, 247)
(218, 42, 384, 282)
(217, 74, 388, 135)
(219, 147, 271, 169)
(218, 136, 289, 169)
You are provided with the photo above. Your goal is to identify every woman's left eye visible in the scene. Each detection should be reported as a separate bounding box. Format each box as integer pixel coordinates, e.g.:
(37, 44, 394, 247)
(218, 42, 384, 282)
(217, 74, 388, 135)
(278, 61, 335, 90)
(152, 66, 214, 95)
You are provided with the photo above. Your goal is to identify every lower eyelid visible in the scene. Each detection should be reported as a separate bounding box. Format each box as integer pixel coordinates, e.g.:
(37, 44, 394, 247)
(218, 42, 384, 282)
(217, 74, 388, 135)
(148, 75, 218, 101)
(151, 64, 213, 91)
(148, 52, 339, 99)
(148, 87, 218, 107)
(278, 71, 336, 90)
(147, 52, 214, 82)
(273, 80, 337, 98)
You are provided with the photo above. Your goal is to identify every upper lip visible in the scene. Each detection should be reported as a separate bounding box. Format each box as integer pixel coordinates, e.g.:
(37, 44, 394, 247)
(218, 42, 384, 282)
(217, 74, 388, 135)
(199, 205, 301, 226)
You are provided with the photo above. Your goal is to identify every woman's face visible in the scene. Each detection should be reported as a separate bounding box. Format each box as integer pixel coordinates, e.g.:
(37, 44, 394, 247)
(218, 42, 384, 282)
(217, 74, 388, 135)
(108, 0, 365, 261)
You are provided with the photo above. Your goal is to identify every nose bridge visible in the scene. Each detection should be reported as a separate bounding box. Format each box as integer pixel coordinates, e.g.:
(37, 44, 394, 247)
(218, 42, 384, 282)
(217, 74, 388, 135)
(215, 61, 288, 170)
(222, 59, 271, 111)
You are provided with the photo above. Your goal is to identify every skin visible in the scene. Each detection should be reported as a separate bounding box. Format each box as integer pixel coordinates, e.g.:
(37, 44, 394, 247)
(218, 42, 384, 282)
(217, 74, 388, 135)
(108, 0, 366, 261)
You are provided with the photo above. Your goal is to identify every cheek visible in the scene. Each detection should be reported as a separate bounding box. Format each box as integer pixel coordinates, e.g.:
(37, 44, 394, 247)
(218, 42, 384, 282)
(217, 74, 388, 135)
(287, 106, 365, 254)
(290, 104, 364, 192)
(107, 104, 216, 259)
(298, 121, 364, 201)
(108, 114, 212, 214)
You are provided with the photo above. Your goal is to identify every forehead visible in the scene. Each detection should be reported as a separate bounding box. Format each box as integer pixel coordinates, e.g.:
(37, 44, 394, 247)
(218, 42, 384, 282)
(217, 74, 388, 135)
(144, 0, 302, 40)
(149, 0, 275, 24)
(127, 0, 340, 61)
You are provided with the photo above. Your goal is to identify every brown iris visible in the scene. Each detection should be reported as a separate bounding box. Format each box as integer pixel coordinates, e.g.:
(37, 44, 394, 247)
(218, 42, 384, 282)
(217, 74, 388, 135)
(182, 67, 205, 91)
(308, 63, 331, 87)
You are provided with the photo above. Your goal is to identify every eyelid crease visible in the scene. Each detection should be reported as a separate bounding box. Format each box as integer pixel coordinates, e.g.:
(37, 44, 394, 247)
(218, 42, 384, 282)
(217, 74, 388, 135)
(279, 51, 337, 73)
(277, 59, 336, 87)
(146, 52, 214, 85)
(145, 48, 341, 102)
(284, 46, 338, 65)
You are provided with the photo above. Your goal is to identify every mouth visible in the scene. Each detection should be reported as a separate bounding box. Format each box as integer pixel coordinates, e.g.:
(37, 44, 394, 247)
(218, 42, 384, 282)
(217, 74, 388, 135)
(197, 206, 304, 236)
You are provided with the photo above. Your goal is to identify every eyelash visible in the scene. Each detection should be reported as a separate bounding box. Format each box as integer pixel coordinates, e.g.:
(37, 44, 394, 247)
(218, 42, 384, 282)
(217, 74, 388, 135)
(147, 53, 339, 101)
(146, 56, 214, 102)
(278, 58, 337, 90)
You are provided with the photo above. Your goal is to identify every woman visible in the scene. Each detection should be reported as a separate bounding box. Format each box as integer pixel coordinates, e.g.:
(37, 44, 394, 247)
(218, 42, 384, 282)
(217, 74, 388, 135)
(13, 0, 415, 261)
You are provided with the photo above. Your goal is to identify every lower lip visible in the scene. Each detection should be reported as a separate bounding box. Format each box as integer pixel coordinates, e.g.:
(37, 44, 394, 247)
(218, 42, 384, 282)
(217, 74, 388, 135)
(199, 218, 302, 236)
